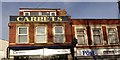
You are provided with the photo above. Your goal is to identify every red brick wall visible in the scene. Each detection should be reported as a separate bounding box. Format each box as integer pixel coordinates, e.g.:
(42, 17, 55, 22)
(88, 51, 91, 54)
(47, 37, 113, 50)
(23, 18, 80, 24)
(9, 23, 16, 44)
(29, 23, 34, 44)
(102, 26, 108, 44)
(47, 23, 53, 43)
(9, 22, 72, 46)
(19, 11, 23, 16)
(117, 26, 120, 43)
(65, 22, 71, 43)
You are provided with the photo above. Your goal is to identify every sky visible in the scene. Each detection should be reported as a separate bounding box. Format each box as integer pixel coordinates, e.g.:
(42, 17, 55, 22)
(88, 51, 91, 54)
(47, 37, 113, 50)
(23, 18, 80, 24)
(1, 1, 120, 40)
(0, 1, 2, 39)
(1, 0, 118, 2)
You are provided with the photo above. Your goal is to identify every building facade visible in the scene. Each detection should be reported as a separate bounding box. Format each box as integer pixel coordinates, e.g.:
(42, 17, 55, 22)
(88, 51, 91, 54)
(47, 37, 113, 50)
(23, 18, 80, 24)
(72, 19, 120, 60)
(8, 8, 72, 60)
(8, 8, 120, 60)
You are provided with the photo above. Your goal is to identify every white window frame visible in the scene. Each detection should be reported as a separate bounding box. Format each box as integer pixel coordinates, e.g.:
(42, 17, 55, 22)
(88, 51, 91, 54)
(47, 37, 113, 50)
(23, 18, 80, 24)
(35, 25, 47, 43)
(75, 26, 88, 45)
(106, 25, 119, 44)
(39, 12, 42, 16)
(91, 25, 103, 45)
(30, 12, 39, 16)
(50, 12, 56, 16)
(41, 12, 50, 16)
(23, 12, 30, 16)
(17, 27, 29, 44)
(53, 26, 65, 43)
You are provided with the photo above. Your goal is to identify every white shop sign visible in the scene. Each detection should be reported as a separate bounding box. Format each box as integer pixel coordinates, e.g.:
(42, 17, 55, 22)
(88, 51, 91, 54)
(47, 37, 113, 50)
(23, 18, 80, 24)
(10, 48, 70, 56)
(76, 49, 120, 56)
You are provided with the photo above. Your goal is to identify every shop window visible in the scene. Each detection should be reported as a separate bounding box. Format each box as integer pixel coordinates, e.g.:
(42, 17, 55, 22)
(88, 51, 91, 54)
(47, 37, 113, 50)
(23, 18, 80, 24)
(18, 27, 28, 43)
(107, 28, 119, 44)
(36, 26, 47, 43)
(30, 12, 39, 16)
(75, 28, 88, 45)
(92, 28, 102, 45)
(24, 12, 30, 16)
(53, 26, 65, 43)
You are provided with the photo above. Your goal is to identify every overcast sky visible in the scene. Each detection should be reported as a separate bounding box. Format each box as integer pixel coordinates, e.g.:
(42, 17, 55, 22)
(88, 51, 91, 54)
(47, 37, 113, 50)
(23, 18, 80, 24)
(0, 2, 1, 40)
(1, 0, 118, 2)
(1, 1, 120, 40)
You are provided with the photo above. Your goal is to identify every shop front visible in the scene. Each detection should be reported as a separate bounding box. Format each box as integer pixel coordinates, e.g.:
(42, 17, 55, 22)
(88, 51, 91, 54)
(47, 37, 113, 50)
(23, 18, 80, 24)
(75, 48, 120, 60)
(8, 46, 71, 60)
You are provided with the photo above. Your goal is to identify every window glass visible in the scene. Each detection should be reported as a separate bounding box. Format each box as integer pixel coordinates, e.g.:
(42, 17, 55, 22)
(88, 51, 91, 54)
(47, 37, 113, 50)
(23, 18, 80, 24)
(18, 27, 28, 43)
(54, 26, 64, 43)
(30, 12, 39, 16)
(55, 27, 63, 33)
(19, 28, 27, 34)
(24, 12, 30, 16)
(108, 28, 118, 44)
(36, 26, 47, 43)
(18, 35, 27, 43)
(76, 28, 87, 45)
(50, 12, 56, 16)
(42, 12, 50, 16)
(92, 28, 101, 45)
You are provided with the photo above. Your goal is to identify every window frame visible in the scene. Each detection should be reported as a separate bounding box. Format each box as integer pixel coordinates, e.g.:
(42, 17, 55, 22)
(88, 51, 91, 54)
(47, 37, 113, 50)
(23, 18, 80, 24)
(91, 25, 103, 45)
(53, 26, 65, 43)
(23, 12, 30, 16)
(35, 25, 47, 43)
(30, 12, 39, 16)
(75, 26, 88, 45)
(17, 26, 29, 44)
(106, 26, 119, 44)
(50, 12, 56, 16)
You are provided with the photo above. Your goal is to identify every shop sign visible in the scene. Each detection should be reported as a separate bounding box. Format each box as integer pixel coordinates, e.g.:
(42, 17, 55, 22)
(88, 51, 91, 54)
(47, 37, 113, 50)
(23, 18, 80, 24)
(10, 16, 69, 22)
(76, 49, 120, 56)
(10, 48, 70, 56)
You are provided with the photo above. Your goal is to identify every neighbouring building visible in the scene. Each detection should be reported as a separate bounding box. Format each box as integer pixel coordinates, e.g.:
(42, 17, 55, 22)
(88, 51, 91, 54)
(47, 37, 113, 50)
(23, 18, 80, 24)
(72, 19, 120, 60)
(8, 8, 120, 60)
(0, 39, 8, 60)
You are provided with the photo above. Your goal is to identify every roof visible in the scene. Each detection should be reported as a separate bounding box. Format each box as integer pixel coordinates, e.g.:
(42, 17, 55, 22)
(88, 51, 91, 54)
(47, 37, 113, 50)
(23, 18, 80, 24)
(19, 7, 61, 10)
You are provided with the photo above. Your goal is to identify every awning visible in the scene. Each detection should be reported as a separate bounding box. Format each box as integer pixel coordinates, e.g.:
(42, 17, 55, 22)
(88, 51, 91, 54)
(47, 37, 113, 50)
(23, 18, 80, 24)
(10, 48, 70, 56)
(8, 45, 71, 50)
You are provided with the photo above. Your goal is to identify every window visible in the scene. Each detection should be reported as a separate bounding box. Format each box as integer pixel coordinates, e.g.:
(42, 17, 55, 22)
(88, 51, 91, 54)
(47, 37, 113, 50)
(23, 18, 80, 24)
(50, 12, 56, 16)
(53, 26, 65, 43)
(18, 27, 28, 43)
(75, 28, 87, 45)
(30, 12, 39, 16)
(107, 28, 119, 44)
(36, 26, 47, 43)
(42, 12, 50, 16)
(24, 12, 30, 16)
(92, 28, 102, 45)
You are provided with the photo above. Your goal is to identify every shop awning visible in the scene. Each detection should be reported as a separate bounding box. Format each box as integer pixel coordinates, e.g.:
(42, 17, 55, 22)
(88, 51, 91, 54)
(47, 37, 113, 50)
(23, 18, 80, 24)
(8, 45, 71, 50)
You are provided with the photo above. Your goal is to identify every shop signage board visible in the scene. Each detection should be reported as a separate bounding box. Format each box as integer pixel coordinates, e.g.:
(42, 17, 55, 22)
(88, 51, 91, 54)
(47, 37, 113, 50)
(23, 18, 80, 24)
(10, 16, 69, 22)
(10, 48, 70, 56)
(76, 49, 120, 56)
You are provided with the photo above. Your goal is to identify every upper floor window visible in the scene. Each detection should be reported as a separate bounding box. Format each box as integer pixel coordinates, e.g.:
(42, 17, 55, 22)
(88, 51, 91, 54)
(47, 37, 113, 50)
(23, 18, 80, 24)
(30, 12, 39, 16)
(42, 12, 50, 16)
(92, 28, 102, 45)
(17, 27, 28, 43)
(50, 12, 56, 16)
(36, 26, 47, 43)
(75, 27, 88, 45)
(53, 26, 65, 43)
(23, 12, 56, 16)
(24, 12, 30, 16)
(107, 28, 119, 44)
